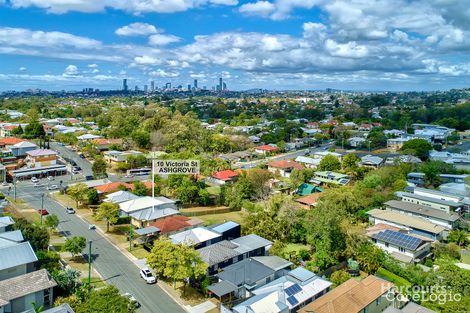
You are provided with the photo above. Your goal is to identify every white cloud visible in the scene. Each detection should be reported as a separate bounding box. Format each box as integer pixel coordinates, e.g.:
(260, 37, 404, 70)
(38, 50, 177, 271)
(240, 0, 318, 20)
(19, 66, 27, 71)
(0, 27, 101, 48)
(87, 63, 98, 68)
(239, 1, 275, 17)
(7, 0, 238, 14)
(63, 64, 79, 76)
(148, 69, 180, 78)
(148, 34, 181, 46)
(133, 55, 162, 65)
(325, 39, 368, 58)
(115, 23, 159, 37)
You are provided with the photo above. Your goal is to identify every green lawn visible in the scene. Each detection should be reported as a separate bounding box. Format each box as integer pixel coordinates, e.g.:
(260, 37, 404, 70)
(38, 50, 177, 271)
(461, 251, 470, 265)
(283, 243, 311, 254)
(81, 277, 107, 289)
(129, 246, 150, 259)
(206, 186, 221, 196)
(198, 211, 245, 225)
(376, 267, 411, 288)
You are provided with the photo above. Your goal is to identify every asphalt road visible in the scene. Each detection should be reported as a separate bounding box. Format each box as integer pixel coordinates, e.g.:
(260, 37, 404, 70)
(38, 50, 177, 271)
(5, 180, 185, 313)
(50, 142, 93, 177)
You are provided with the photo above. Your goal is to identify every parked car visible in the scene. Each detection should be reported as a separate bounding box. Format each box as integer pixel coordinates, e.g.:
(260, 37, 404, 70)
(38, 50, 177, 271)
(47, 176, 54, 181)
(47, 185, 58, 190)
(122, 293, 141, 309)
(66, 207, 75, 214)
(31, 177, 39, 183)
(88, 224, 96, 230)
(79, 153, 85, 159)
(139, 268, 156, 284)
(37, 208, 49, 215)
(2, 182, 8, 186)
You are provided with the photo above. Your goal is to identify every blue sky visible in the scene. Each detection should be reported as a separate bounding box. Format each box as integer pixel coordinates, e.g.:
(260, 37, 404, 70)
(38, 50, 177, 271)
(0, 0, 470, 91)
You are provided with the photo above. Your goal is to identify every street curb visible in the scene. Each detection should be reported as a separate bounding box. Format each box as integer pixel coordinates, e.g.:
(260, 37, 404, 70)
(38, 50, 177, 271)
(67, 205, 191, 312)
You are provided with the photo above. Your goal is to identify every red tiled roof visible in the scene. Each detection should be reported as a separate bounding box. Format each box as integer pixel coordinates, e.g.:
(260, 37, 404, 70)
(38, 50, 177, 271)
(360, 123, 372, 128)
(0, 137, 24, 146)
(212, 170, 238, 181)
(256, 145, 278, 151)
(150, 215, 192, 234)
(3, 125, 18, 130)
(268, 160, 303, 170)
(95, 182, 132, 194)
(295, 193, 322, 207)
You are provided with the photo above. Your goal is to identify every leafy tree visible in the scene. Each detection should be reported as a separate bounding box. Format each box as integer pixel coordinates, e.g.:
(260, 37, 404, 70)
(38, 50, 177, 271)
(63, 236, 87, 259)
(13, 218, 49, 251)
(53, 268, 82, 292)
(317, 155, 341, 171)
(366, 128, 387, 148)
(95, 202, 119, 232)
(433, 242, 461, 260)
(289, 168, 314, 189)
(45, 214, 59, 230)
(92, 157, 107, 179)
(67, 183, 89, 208)
(401, 138, 433, 159)
(131, 129, 151, 149)
(87, 188, 100, 205)
(175, 177, 200, 204)
(132, 181, 148, 196)
(11, 125, 23, 136)
(330, 270, 351, 286)
(447, 230, 469, 247)
(342, 153, 360, 170)
(23, 121, 46, 139)
(75, 285, 134, 313)
(353, 241, 385, 274)
(147, 238, 207, 290)
(36, 250, 61, 273)
(305, 202, 346, 269)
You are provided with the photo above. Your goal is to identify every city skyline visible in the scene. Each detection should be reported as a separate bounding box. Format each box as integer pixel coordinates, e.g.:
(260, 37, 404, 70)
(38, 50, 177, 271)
(0, 1, 470, 91)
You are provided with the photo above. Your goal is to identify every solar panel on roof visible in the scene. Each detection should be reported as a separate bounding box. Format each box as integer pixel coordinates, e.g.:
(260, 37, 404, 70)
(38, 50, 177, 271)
(285, 283, 301, 296)
(374, 230, 422, 250)
(287, 296, 299, 306)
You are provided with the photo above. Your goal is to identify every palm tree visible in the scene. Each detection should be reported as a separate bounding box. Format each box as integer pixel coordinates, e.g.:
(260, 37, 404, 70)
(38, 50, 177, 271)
(31, 302, 44, 313)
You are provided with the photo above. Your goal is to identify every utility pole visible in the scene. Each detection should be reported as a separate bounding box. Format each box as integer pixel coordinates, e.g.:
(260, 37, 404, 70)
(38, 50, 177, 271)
(13, 177, 16, 201)
(40, 194, 45, 225)
(88, 240, 92, 289)
(129, 223, 133, 251)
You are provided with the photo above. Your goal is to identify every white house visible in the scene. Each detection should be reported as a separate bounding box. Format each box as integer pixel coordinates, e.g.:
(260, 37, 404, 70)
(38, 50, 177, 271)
(370, 229, 431, 263)
(118, 196, 179, 227)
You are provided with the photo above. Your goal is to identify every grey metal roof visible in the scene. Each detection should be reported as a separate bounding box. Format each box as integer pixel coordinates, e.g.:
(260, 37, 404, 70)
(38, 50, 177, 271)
(208, 280, 237, 297)
(288, 267, 315, 283)
(0, 230, 24, 248)
(210, 221, 240, 233)
(218, 258, 274, 286)
(104, 190, 140, 204)
(251, 256, 293, 271)
(0, 216, 15, 228)
(128, 207, 179, 222)
(231, 234, 272, 254)
(134, 226, 160, 236)
(0, 242, 37, 271)
(0, 269, 56, 303)
(198, 241, 240, 266)
(414, 187, 463, 200)
(396, 191, 462, 208)
(24, 303, 75, 313)
(385, 200, 460, 222)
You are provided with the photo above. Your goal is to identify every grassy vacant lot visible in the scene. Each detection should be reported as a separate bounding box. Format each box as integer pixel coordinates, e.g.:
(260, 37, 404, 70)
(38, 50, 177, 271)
(198, 211, 245, 225)
(6, 197, 41, 224)
(376, 267, 411, 288)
